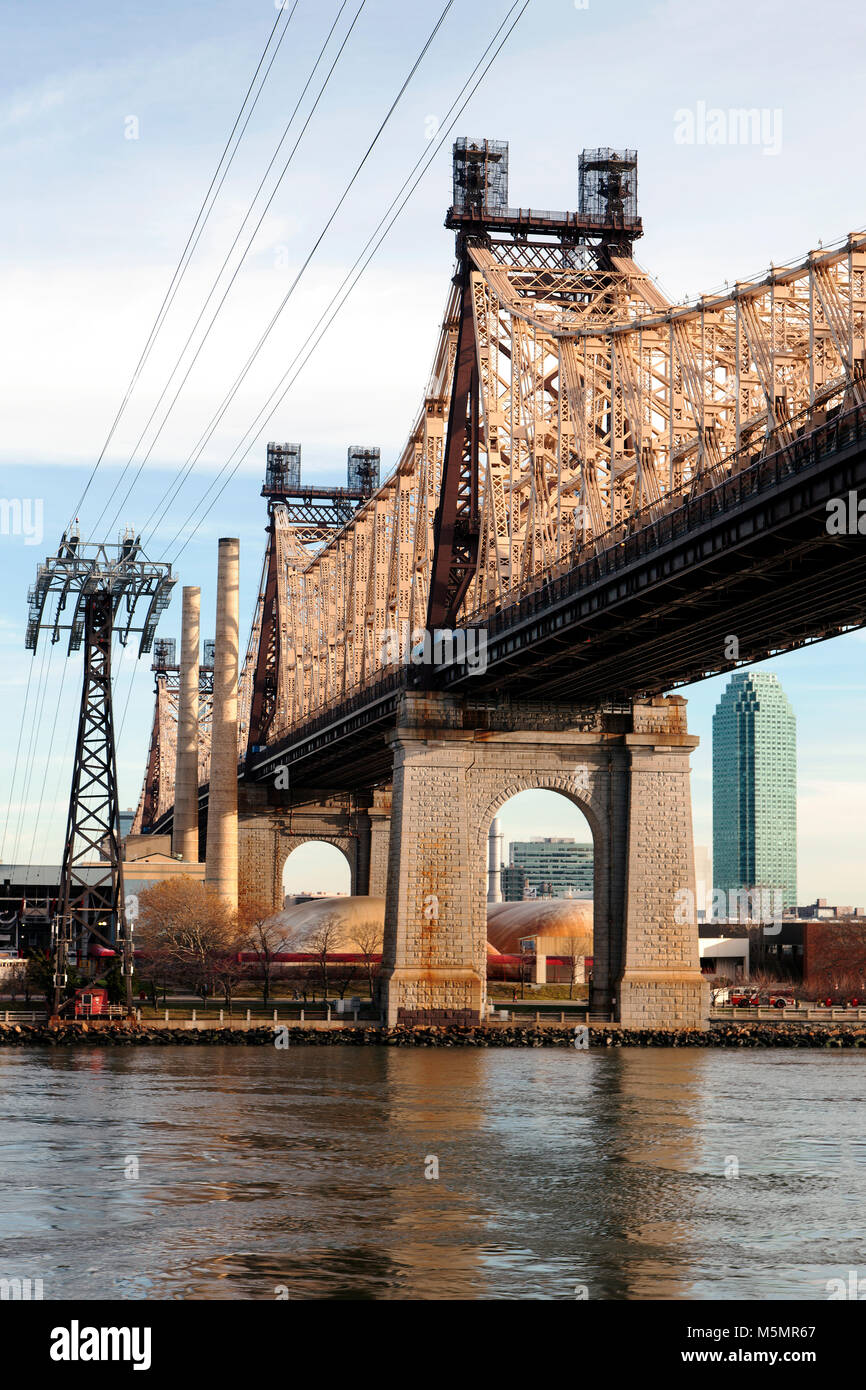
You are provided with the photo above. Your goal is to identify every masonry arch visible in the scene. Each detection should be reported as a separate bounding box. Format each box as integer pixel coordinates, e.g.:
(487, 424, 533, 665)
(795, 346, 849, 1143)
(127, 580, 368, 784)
(467, 755, 620, 1014)
(281, 838, 354, 900)
(381, 694, 706, 1028)
(477, 775, 604, 859)
(480, 782, 601, 982)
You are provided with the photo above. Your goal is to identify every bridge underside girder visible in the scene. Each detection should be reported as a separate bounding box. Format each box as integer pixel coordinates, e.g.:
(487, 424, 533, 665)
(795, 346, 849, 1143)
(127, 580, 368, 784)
(445, 409, 866, 702)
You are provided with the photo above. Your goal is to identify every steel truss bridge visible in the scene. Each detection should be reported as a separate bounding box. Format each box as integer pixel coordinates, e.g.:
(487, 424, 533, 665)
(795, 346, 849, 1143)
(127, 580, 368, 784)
(138, 141, 866, 828)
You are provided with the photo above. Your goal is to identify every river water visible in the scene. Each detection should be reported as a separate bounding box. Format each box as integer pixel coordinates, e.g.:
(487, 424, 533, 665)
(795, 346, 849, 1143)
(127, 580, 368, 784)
(1, 1046, 865, 1300)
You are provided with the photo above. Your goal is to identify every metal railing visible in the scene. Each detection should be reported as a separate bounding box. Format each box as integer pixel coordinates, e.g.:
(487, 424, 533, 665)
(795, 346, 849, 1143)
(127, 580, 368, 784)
(463, 397, 866, 639)
(711, 1005, 866, 1023)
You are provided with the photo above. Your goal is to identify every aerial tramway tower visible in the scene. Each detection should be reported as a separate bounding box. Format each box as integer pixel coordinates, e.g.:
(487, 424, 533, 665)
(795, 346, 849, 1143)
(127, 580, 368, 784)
(25, 525, 175, 1015)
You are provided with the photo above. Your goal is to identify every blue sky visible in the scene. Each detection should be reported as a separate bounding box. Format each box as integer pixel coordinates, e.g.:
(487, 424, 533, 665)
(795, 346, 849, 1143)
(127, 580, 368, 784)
(1, 0, 864, 903)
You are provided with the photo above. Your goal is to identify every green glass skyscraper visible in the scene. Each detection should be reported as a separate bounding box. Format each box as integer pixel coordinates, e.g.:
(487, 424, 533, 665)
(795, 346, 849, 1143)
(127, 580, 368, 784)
(712, 671, 797, 912)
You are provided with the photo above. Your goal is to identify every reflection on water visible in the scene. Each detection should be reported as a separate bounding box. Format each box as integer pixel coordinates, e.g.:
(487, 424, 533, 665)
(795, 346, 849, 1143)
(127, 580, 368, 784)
(1, 1046, 865, 1299)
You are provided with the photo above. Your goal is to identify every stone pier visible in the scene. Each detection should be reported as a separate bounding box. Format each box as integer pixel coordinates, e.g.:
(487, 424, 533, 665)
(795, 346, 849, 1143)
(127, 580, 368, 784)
(237, 786, 391, 910)
(379, 692, 708, 1029)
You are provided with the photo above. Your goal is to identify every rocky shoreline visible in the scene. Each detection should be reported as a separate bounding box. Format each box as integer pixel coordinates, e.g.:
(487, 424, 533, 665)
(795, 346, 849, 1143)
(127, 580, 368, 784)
(2, 1022, 866, 1048)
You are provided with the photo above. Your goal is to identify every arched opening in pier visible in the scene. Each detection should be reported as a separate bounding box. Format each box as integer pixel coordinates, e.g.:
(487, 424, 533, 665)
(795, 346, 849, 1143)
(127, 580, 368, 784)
(282, 841, 352, 901)
(484, 789, 596, 996)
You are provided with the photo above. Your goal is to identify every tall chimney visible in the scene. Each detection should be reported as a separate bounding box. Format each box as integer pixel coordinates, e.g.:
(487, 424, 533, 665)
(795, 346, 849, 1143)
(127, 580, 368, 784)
(205, 538, 239, 911)
(487, 816, 504, 903)
(172, 585, 201, 861)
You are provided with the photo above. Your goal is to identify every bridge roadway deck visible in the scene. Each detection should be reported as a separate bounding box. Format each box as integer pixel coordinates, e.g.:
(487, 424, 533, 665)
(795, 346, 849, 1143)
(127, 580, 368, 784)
(443, 405, 866, 703)
(246, 401, 866, 791)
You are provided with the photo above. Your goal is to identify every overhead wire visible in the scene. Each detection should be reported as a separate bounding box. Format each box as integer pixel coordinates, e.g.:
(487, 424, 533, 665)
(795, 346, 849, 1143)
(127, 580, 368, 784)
(24, 656, 70, 868)
(168, 0, 531, 561)
(0, 658, 35, 862)
(24, 4, 303, 863)
(88, 0, 302, 538)
(67, 3, 293, 530)
(101, 0, 369, 539)
(10, 637, 54, 864)
(140, 0, 456, 546)
(24, 0, 529, 862)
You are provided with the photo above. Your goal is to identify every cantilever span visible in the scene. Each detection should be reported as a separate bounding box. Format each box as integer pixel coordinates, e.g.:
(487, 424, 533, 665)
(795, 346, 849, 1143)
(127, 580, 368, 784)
(139, 140, 866, 818)
(239, 210, 866, 753)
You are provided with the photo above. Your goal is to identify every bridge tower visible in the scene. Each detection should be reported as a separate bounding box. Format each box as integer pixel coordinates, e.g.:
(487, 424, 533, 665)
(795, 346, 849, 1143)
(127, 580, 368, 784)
(428, 139, 642, 628)
(379, 138, 706, 1028)
(236, 444, 388, 910)
(131, 631, 214, 841)
(245, 442, 380, 758)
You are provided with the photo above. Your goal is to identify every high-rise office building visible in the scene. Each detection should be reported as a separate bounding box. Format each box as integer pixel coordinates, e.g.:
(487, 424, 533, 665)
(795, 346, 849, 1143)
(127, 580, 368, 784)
(712, 671, 797, 913)
(501, 865, 528, 901)
(509, 838, 593, 897)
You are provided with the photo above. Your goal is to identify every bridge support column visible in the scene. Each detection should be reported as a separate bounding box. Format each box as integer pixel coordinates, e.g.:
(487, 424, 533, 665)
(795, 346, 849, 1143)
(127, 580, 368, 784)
(379, 691, 708, 1031)
(355, 789, 391, 898)
(617, 705, 709, 1028)
(381, 697, 485, 1026)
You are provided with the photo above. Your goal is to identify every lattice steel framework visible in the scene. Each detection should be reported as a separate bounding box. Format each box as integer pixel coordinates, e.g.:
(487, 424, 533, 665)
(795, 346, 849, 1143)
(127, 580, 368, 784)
(132, 640, 215, 833)
(244, 141, 866, 741)
(25, 530, 175, 1013)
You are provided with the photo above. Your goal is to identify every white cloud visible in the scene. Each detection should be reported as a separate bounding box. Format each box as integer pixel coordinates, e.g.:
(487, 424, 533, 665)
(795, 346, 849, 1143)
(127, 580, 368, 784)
(0, 85, 65, 132)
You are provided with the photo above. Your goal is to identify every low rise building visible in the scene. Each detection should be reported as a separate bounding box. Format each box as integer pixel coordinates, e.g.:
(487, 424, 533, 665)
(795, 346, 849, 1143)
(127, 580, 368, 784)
(796, 899, 864, 920)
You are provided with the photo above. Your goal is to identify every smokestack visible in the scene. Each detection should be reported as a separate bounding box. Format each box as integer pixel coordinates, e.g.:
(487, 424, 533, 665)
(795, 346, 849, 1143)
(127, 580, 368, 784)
(172, 586, 201, 861)
(487, 816, 504, 903)
(205, 538, 239, 911)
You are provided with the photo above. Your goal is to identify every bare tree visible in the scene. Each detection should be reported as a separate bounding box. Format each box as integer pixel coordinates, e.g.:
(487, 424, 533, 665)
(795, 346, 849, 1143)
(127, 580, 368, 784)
(239, 896, 291, 1005)
(137, 877, 237, 1001)
(212, 942, 256, 1015)
(558, 931, 593, 998)
(352, 919, 381, 1001)
(307, 915, 345, 1002)
(332, 960, 358, 1001)
(2, 963, 27, 1003)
